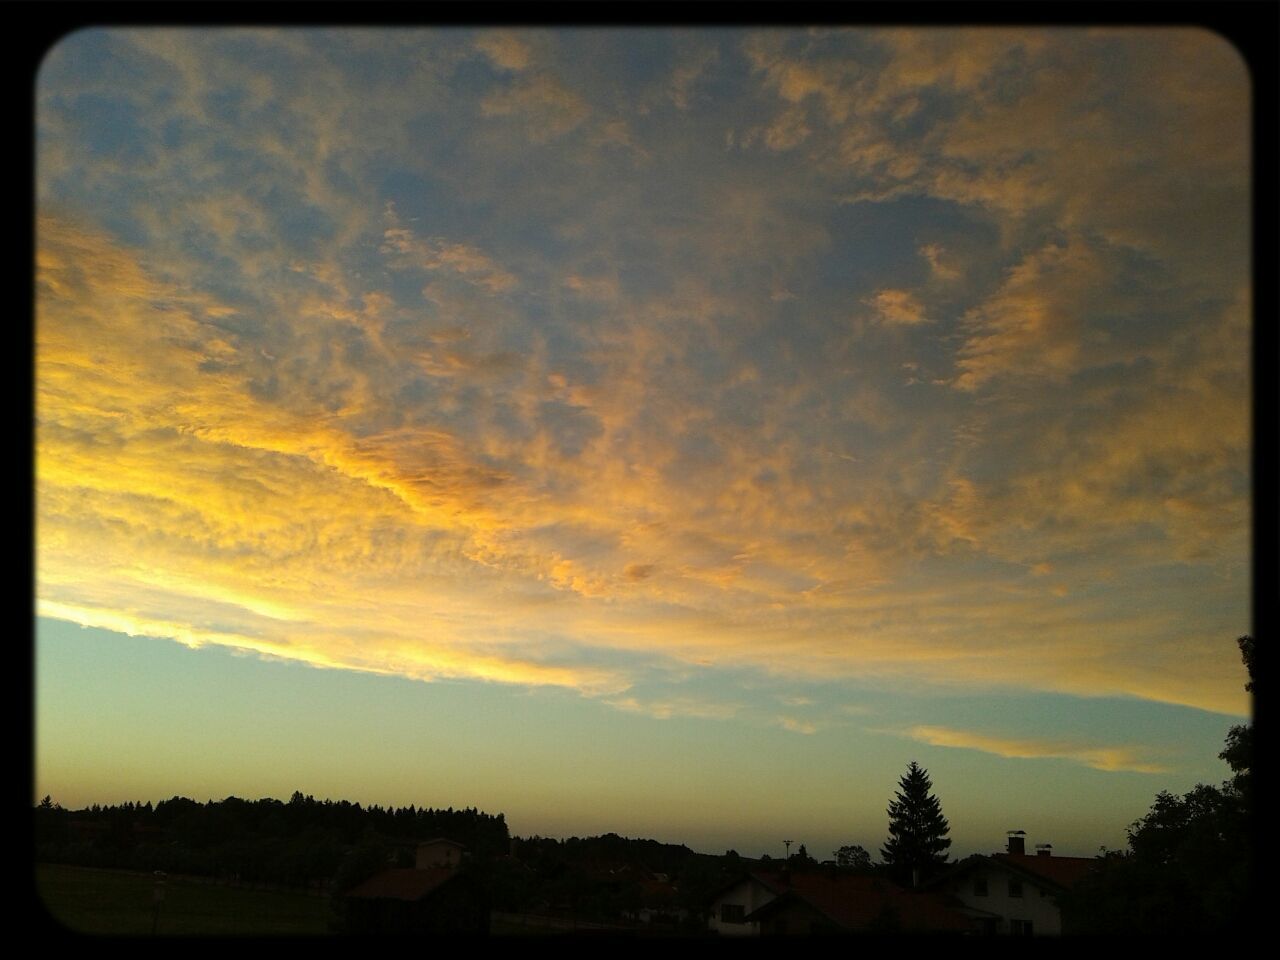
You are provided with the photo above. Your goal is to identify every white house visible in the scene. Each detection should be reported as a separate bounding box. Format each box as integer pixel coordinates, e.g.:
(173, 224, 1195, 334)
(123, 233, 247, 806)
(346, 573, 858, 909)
(929, 833, 1097, 935)
(707, 873, 781, 936)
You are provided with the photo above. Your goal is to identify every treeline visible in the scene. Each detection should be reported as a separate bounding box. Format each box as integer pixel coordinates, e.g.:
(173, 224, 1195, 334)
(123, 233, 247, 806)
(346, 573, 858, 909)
(34, 791, 510, 893)
(1058, 635, 1255, 934)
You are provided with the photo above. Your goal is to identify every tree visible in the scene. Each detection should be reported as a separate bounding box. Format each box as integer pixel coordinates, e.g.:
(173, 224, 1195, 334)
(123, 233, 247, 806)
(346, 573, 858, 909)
(834, 844, 872, 871)
(880, 761, 951, 886)
(1219, 634, 1254, 799)
(1060, 635, 1254, 934)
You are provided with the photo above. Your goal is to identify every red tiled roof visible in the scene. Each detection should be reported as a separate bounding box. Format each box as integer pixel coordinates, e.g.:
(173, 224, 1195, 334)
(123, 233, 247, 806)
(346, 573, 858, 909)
(746, 871, 974, 933)
(990, 853, 1097, 890)
(344, 867, 456, 901)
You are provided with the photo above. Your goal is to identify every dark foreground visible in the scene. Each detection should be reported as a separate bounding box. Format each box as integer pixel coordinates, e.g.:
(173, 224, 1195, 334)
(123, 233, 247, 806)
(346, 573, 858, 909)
(36, 863, 331, 936)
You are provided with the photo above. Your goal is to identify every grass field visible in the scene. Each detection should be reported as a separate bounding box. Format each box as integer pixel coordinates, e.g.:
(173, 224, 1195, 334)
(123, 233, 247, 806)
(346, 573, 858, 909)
(36, 863, 332, 936)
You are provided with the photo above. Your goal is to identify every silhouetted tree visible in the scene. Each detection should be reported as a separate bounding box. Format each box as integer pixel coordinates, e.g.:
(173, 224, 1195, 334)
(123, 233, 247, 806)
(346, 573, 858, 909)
(1061, 635, 1254, 934)
(1219, 634, 1254, 800)
(834, 844, 872, 871)
(880, 761, 951, 886)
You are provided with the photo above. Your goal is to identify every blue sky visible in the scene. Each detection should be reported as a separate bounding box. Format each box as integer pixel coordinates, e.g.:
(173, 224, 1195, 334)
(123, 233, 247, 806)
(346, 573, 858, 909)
(36, 27, 1250, 859)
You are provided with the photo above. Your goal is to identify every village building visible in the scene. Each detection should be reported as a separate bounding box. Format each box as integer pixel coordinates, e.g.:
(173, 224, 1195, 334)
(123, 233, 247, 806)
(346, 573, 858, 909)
(341, 837, 488, 933)
(708, 867, 975, 936)
(926, 831, 1097, 935)
(342, 866, 490, 934)
(414, 837, 467, 870)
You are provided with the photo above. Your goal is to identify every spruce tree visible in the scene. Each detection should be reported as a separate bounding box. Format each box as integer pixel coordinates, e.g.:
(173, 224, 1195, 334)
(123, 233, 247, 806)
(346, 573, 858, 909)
(880, 761, 951, 886)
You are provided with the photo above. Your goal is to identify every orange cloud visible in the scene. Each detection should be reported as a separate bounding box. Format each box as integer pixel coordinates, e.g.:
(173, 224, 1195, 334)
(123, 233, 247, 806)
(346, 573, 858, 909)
(382, 204, 517, 292)
(866, 288, 928, 326)
(480, 73, 589, 142)
(475, 31, 533, 72)
(904, 725, 1170, 774)
(35, 29, 1249, 729)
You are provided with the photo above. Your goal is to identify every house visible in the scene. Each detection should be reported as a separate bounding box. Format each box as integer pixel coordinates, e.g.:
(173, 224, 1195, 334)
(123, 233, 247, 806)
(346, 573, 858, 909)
(415, 837, 467, 870)
(341, 866, 490, 934)
(707, 872, 781, 936)
(709, 868, 975, 936)
(927, 832, 1097, 935)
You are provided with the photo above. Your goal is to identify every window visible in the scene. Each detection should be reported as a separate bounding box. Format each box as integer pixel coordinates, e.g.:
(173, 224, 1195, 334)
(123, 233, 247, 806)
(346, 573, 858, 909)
(1010, 918, 1034, 936)
(720, 903, 745, 924)
(1008, 879, 1023, 898)
(973, 877, 988, 896)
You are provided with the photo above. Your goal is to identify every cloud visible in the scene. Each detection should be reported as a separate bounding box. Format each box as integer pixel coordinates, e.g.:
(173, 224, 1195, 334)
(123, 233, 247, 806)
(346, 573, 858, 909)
(777, 716, 820, 735)
(604, 696, 740, 721)
(778, 695, 814, 707)
(919, 243, 959, 281)
(763, 108, 811, 151)
(481, 73, 589, 142)
(475, 31, 533, 72)
(35, 29, 1250, 733)
(904, 725, 1170, 774)
(744, 29, 1246, 302)
(381, 204, 517, 293)
(866, 288, 928, 326)
(668, 44, 719, 111)
(952, 237, 1103, 391)
(564, 274, 620, 301)
(36, 214, 626, 697)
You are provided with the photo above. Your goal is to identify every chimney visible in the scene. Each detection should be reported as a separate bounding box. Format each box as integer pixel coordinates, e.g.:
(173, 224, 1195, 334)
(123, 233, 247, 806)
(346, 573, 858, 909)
(1035, 844, 1052, 858)
(1006, 830, 1026, 856)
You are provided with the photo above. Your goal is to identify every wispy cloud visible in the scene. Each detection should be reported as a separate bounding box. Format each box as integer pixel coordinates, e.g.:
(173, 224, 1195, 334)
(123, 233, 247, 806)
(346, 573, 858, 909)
(382, 204, 518, 293)
(604, 696, 740, 722)
(904, 725, 1171, 774)
(777, 716, 820, 735)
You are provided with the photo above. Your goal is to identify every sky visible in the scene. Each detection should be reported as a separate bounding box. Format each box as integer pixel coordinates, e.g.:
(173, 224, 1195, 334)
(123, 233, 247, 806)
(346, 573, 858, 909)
(35, 27, 1251, 861)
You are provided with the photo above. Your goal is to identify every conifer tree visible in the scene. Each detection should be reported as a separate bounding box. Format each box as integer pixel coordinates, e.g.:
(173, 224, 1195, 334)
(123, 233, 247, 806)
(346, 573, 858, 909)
(880, 761, 951, 886)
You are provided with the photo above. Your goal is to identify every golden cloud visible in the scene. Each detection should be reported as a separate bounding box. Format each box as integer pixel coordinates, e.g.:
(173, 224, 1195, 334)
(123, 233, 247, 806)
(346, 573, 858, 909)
(35, 28, 1250, 727)
(904, 725, 1170, 774)
(866, 288, 929, 326)
(475, 31, 533, 72)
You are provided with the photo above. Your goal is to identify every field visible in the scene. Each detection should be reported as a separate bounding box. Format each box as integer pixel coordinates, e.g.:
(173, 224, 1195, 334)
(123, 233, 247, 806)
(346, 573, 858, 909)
(35, 863, 332, 936)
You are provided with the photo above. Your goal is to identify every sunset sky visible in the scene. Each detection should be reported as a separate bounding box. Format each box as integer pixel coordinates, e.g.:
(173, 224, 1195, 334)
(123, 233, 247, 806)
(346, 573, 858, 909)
(35, 27, 1251, 860)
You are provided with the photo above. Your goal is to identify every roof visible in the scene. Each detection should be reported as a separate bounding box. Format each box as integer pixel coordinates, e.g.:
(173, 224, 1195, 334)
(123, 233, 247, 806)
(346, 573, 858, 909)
(740, 871, 974, 933)
(705, 870, 770, 905)
(990, 853, 1096, 890)
(932, 853, 1097, 893)
(418, 837, 466, 849)
(344, 867, 457, 901)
